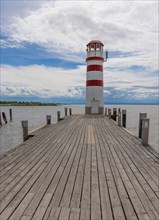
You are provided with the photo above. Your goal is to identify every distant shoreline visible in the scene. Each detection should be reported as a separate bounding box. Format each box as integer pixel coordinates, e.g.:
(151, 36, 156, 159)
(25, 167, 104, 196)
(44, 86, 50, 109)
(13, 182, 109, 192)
(0, 102, 158, 106)
(0, 102, 60, 106)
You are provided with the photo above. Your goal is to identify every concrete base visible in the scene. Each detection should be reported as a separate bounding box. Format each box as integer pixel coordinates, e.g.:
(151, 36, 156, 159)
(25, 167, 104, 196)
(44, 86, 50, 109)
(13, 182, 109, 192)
(85, 107, 104, 114)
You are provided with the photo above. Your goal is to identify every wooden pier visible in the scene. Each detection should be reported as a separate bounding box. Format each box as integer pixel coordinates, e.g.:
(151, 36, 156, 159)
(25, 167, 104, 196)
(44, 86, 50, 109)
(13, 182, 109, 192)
(0, 115, 159, 220)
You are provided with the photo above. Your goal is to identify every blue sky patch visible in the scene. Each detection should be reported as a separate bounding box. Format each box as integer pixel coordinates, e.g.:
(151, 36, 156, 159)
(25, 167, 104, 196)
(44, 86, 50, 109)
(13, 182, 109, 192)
(1, 39, 82, 68)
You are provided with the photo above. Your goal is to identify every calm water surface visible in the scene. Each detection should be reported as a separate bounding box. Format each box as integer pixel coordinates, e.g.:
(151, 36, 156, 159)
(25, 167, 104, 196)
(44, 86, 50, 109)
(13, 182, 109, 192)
(0, 105, 158, 155)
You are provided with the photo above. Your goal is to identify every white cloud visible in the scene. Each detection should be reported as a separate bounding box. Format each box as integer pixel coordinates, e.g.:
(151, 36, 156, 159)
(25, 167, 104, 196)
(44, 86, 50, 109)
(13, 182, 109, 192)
(2, 1, 158, 69)
(1, 64, 158, 101)
(0, 39, 23, 48)
(1, 1, 158, 102)
(1, 64, 85, 98)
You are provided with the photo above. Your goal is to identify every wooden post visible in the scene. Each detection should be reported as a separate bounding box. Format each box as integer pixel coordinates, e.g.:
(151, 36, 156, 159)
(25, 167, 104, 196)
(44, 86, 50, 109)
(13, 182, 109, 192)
(65, 107, 68, 116)
(9, 109, 12, 121)
(57, 111, 60, 122)
(138, 113, 147, 138)
(108, 109, 111, 119)
(122, 110, 126, 128)
(69, 108, 72, 116)
(46, 115, 51, 125)
(118, 109, 121, 127)
(0, 113, 2, 126)
(118, 108, 121, 115)
(141, 118, 149, 146)
(2, 112, 7, 124)
(105, 108, 107, 116)
(113, 108, 117, 121)
(21, 120, 28, 141)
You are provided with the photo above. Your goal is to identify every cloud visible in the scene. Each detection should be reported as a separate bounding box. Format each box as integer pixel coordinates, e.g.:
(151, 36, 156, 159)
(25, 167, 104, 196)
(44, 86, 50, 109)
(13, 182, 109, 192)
(2, 1, 158, 69)
(1, 64, 85, 98)
(1, 1, 158, 103)
(0, 39, 23, 48)
(1, 64, 158, 102)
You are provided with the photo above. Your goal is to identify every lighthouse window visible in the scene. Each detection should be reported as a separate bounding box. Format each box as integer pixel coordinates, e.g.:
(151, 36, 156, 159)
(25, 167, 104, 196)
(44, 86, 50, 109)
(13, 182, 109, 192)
(96, 44, 100, 50)
(90, 44, 95, 50)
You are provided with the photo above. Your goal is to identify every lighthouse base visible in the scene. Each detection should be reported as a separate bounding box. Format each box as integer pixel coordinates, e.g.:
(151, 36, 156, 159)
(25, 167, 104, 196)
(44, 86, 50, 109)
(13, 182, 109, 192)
(85, 107, 104, 115)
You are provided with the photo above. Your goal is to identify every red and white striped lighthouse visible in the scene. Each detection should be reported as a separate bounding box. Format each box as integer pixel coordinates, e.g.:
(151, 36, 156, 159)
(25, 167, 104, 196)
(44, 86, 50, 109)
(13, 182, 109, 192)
(85, 40, 104, 114)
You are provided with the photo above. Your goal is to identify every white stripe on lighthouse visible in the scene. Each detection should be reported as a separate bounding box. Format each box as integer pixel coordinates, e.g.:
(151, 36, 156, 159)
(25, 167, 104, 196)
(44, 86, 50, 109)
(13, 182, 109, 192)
(87, 71, 103, 80)
(87, 60, 103, 65)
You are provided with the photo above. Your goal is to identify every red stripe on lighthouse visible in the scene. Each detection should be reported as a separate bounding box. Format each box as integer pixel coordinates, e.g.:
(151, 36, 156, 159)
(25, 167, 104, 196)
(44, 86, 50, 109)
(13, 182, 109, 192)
(86, 57, 104, 62)
(87, 65, 103, 72)
(86, 80, 103, 87)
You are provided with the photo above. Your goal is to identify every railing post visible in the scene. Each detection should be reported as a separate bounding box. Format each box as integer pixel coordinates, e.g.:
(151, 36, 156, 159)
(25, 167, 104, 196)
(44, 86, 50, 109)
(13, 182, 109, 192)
(138, 113, 147, 138)
(2, 112, 7, 124)
(65, 107, 68, 116)
(69, 108, 72, 116)
(21, 120, 28, 141)
(9, 108, 12, 121)
(46, 115, 51, 125)
(118, 109, 121, 127)
(57, 111, 60, 122)
(0, 112, 2, 126)
(108, 109, 111, 119)
(122, 110, 126, 128)
(113, 108, 117, 121)
(118, 108, 121, 116)
(105, 108, 107, 116)
(141, 119, 149, 146)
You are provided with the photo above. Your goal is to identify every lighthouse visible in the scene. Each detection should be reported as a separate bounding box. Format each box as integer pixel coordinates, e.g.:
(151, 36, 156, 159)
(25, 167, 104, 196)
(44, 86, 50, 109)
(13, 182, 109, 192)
(85, 40, 104, 114)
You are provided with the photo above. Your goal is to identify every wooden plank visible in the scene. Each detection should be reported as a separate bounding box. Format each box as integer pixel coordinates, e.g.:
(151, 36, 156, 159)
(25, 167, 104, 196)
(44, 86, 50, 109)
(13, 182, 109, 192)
(0, 121, 77, 216)
(60, 121, 86, 207)
(0, 125, 52, 171)
(20, 216, 32, 220)
(9, 193, 34, 220)
(70, 132, 87, 208)
(69, 208, 80, 220)
(0, 115, 158, 220)
(23, 121, 80, 217)
(98, 135, 138, 219)
(105, 119, 159, 199)
(80, 143, 91, 213)
(47, 207, 61, 220)
(32, 193, 52, 220)
(108, 119, 159, 176)
(93, 120, 113, 220)
(80, 209, 90, 220)
(95, 122, 126, 220)
(1, 116, 80, 219)
(103, 118, 159, 188)
(101, 118, 158, 220)
(0, 137, 60, 201)
(0, 116, 76, 171)
(87, 125, 95, 144)
(118, 128, 159, 182)
(60, 139, 82, 207)
(0, 126, 59, 181)
(91, 141, 101, 220)
(48, 119, 85, 208)
(58, 208, 70, 220)
(0, 117, 79, 199)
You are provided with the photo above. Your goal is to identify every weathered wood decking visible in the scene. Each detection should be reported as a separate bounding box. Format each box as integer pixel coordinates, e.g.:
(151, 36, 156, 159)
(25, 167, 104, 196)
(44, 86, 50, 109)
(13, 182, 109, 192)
(0, 115, 159, 220)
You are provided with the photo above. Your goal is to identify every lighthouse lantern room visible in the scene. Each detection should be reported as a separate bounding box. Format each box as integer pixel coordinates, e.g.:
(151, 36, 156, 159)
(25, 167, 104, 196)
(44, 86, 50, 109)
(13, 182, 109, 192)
(85, 40, 104, 114)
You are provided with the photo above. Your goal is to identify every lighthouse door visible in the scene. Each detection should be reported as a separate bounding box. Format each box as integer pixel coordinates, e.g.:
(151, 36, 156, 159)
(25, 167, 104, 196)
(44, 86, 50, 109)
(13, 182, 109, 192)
(91, 100, 99, 114)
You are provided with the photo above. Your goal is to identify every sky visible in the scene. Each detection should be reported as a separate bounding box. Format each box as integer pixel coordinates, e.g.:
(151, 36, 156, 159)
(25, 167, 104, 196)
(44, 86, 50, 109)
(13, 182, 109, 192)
(0, 0, 158, 104)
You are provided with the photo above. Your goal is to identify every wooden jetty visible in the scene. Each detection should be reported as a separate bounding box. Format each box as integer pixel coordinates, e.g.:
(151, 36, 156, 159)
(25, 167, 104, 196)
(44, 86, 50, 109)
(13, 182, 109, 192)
(0, 115, 159, 220)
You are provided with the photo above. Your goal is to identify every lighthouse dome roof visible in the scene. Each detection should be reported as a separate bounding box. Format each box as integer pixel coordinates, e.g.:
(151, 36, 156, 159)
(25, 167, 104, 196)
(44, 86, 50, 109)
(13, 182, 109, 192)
(87, 40, 104, 46)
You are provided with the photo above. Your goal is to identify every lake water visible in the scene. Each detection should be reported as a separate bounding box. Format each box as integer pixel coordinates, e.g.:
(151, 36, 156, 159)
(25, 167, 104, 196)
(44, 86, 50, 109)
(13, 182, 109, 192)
(0, 105, 158, 155)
